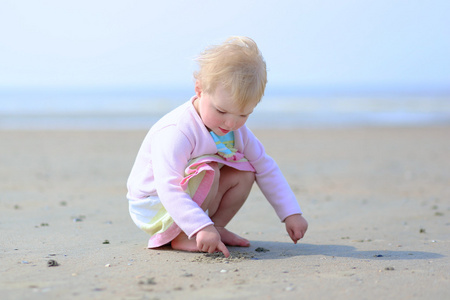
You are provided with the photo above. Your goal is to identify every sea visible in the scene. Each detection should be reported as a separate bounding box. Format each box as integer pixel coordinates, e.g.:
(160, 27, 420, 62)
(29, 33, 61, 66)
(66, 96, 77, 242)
(1, 88, 449, 130)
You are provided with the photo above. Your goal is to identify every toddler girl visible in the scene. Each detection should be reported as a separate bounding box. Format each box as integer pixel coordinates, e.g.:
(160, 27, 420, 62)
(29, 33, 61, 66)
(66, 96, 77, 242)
(127, 36, 308, 257)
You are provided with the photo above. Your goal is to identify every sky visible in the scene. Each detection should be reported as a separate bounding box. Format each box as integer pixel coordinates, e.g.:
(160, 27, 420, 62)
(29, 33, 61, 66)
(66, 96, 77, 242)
(1, 0, 449, 96)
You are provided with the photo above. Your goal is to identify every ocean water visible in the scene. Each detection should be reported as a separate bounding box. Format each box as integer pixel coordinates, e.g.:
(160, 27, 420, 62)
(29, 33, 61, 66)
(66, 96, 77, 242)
(1, 89, 449, 130)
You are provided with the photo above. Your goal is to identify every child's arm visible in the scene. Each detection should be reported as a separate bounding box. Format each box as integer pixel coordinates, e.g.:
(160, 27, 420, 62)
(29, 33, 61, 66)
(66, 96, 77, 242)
(151, 127, 214, 238)
(196, 225, 230, 257)
(238, 127, 303, 222)
(285, 214, 308, 244)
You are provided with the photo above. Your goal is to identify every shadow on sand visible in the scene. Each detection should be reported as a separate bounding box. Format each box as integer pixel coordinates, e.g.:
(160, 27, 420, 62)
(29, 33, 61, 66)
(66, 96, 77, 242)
(236, 241, 445, 261)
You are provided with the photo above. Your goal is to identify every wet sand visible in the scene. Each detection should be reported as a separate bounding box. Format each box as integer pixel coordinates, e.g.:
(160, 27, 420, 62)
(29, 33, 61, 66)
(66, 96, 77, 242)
(1, 126, 449, 299)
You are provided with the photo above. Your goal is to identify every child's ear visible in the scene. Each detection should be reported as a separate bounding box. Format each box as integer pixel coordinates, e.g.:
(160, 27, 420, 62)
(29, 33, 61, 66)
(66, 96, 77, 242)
(195, 80, 203, 98)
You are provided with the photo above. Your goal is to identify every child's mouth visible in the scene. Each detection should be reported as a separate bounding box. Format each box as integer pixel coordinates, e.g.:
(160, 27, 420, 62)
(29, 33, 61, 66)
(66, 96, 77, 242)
(219, 128, 230, 134)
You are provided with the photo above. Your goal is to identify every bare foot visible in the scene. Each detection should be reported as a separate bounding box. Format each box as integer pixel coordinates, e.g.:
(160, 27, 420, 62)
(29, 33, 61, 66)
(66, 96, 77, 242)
(216, 227, 250, 247)
(171, 233, 199, 252)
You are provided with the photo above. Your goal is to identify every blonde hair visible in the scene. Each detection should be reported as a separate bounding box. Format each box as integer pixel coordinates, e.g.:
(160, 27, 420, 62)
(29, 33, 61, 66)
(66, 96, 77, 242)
(194, 36, 267, 109)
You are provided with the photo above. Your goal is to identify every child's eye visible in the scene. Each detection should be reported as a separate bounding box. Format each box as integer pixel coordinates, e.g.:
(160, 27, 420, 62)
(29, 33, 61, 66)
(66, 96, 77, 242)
(217, 109, 226, 114)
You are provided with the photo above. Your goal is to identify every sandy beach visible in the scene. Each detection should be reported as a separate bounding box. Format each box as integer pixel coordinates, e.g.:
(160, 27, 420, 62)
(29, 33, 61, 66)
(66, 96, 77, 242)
(1, 126, 449, 299)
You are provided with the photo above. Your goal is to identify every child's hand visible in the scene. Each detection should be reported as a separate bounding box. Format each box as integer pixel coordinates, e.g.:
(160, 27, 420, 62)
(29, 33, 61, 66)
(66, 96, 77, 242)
(285, 214, 308, 244)
(196, 225, 230, 258)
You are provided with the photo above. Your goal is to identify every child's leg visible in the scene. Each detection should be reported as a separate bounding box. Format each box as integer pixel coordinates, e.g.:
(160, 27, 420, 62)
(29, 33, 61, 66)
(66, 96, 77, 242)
(171, 164, 254, 251)
(208, 166, 255, 247)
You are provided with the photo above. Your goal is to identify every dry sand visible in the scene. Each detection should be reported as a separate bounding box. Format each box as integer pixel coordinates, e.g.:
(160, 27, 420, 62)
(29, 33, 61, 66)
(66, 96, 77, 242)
(1, 126, 449, 300)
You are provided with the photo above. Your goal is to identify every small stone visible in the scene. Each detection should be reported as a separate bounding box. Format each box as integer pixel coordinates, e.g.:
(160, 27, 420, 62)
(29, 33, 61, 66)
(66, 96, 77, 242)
(102, 240, 110, 244)
(72, 215, 86, 222)
(373, 254, 384, 257)
(47, 260, 59, 267)
(419, 228, 426, 233)
(138, 278, 156, 285)
(385, 267, 395, 271)
(220, 269, 228, 273)
(255, 247, 270, 252)
(105, 264, 111, 267)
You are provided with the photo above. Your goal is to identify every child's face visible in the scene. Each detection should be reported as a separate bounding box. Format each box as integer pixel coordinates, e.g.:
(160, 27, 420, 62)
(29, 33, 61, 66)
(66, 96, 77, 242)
(194, 82, 255, 136)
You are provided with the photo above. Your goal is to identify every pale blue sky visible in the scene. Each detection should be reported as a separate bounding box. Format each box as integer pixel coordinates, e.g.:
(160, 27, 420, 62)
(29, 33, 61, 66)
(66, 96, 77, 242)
(1, 0, 449, 95)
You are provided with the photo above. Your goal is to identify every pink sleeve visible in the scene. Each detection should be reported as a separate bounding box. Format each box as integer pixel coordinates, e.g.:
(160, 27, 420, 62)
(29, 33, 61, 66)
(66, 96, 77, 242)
(151, 125, 213, 238)
(239, 128, 302, 221)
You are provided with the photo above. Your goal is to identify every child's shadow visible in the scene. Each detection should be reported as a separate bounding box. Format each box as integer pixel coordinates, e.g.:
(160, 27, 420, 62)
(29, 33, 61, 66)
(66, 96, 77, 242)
(237, 241, 444, 261)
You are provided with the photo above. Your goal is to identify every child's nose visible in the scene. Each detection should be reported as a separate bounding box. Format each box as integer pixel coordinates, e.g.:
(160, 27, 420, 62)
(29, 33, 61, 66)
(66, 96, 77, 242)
(224, 117, 238, 129)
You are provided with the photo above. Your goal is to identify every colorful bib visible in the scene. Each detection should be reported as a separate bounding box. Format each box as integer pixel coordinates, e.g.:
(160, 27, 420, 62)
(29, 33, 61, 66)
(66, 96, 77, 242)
(210, 131, 243, 161)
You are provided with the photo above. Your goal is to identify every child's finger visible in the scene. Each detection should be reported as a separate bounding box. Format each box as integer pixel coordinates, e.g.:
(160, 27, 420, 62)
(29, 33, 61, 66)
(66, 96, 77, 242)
(290, 233, 298, 244)
(289, 228, 302, 244)
(217, 241, 230, 258)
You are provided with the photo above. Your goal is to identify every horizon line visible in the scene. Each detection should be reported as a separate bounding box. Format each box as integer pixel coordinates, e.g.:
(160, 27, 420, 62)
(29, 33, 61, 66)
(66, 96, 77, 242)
(0, 84, 449, 97)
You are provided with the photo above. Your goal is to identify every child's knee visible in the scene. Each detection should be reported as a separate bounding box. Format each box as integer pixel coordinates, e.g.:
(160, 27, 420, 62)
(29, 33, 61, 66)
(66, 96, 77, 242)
(240, 170, 255, 184)
(228, 168, 255, 187)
